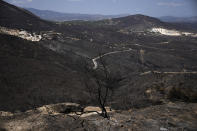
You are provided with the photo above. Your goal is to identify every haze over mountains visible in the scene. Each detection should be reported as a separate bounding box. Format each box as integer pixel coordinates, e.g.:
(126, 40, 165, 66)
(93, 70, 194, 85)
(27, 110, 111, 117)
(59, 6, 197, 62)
(24, 7, 197, 35)
(0, 0, 197, 130)
(26, 8, 129, 21)
(26, 7, 197, 23)
(159, 16, 197, 23)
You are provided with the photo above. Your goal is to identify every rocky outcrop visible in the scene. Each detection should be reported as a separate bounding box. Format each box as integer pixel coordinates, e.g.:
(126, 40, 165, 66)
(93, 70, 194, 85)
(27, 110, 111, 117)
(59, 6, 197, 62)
(36, 103, 82, 114)
(0, 102, 196, 131)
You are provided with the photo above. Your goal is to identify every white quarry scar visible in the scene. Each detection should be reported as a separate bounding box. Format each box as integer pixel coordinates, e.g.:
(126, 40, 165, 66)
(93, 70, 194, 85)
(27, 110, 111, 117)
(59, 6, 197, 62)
(0, 26, 42, 41)
(151, 28, 197, 37)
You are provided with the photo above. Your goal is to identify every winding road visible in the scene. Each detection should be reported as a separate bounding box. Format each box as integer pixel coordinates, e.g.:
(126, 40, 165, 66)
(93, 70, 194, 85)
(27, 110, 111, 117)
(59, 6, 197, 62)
(92, 48, 133, 69)
(92, 43, 197, 75)
(91, 42, 170, 69)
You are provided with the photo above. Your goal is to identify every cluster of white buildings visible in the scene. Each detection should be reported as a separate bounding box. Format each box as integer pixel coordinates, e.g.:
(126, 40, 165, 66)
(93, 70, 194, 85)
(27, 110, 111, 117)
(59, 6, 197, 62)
(0, 26, 42, 41)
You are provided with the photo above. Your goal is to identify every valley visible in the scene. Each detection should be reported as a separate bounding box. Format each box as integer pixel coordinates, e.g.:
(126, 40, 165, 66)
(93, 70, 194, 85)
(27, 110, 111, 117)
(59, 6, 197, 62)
(0, 0, 197, 130)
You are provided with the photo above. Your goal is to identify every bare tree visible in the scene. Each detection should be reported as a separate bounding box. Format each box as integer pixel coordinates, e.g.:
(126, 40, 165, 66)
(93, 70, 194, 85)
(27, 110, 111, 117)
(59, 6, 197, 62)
(80, 55, 121, 118)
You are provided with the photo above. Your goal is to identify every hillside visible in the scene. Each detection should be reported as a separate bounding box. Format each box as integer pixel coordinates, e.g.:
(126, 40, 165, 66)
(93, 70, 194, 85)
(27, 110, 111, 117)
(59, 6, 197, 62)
(0, 34, 91, 112)
(0, 0, 54, 31)
(0, 1, 197, 130)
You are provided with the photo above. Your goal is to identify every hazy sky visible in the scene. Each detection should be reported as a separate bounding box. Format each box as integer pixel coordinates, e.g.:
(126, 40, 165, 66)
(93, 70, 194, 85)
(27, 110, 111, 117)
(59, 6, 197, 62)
(4, 0, 197, 17)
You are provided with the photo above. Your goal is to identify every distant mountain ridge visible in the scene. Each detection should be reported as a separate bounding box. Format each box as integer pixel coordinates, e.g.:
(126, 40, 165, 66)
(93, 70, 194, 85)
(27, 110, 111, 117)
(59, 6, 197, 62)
(23, 8, 197, 24)
(26, 8, 129, 21)
(112, 14, 164, 27)
(159, 16, 197, 23)
(1, 0, 196, 34)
